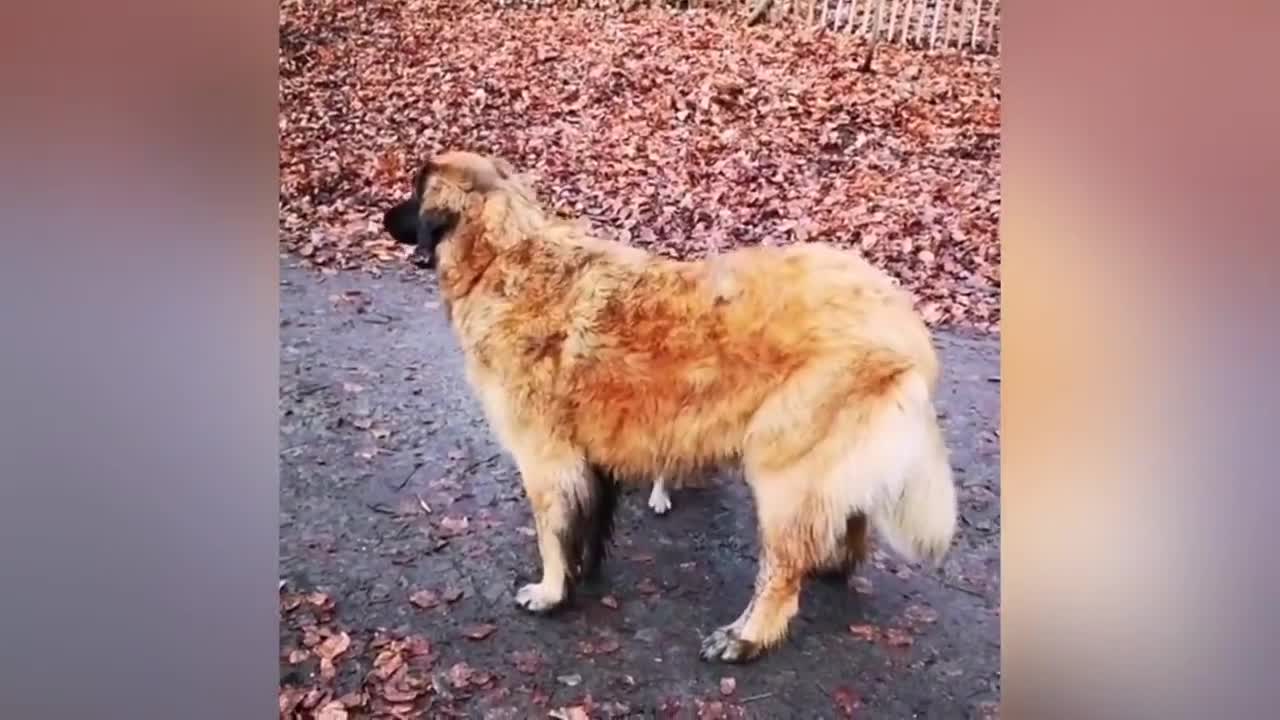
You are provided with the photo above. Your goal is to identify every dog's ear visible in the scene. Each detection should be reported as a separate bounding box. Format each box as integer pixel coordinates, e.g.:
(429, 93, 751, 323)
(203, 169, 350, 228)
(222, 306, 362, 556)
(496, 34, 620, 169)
(411, 159, 435, 199)
(431, 151, 516, 193)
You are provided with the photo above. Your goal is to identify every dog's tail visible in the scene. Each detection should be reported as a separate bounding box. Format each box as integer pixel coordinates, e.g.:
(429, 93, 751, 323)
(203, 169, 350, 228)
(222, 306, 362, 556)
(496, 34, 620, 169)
(848, 363, 958, 567)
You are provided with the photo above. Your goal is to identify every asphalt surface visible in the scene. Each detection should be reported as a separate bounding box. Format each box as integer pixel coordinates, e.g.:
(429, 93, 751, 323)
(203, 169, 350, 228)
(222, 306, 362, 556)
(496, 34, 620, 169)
(280, 258, 1000, 719)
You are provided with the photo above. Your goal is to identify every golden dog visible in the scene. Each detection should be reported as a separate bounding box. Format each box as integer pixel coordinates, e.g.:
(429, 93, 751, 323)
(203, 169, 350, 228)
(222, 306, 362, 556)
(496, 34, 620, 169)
(382, 151, 958, 663)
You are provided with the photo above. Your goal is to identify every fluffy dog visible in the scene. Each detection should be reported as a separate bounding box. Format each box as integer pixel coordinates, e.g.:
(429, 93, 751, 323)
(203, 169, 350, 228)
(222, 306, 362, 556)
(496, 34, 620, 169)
(387, 176, 682, 516)
(382, 151, 957, 663)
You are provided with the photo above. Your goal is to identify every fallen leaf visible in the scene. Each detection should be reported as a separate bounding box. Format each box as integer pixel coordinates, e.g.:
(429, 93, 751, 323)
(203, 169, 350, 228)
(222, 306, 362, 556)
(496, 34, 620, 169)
(697, 700, 728, 720)
(600, 595, 619, 609)
(885, 628, 914, 647)
(279, 688, 305, 716)
(442, 588, 464, 603)
(315, 631, 350, 661)
(372, 650, 405, 680)
(448, 662, 477, 689)
(462, 623, 498, 640)
(288, 648, 309, 664)
(336, 691, 367, 708)
(301, 687, 329, 710)
(832, 686, 861, 717)
(850, 576, 874, 595)
(409, 589, 440, 609)
(904, 604, 940, 625)
(557, 673, 583, 687)
(382, 682, 422, 704)
(439, 515, 470, 534)
(719, 677, 737, 696)
(404, 635, 432, 657)
(849, 624, 879, 642)
(315, 700, 349, 720)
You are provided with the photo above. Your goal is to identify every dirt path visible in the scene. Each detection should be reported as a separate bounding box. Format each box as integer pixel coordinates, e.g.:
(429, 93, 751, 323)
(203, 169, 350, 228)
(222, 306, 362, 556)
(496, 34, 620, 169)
(280, 259, 1000, 719)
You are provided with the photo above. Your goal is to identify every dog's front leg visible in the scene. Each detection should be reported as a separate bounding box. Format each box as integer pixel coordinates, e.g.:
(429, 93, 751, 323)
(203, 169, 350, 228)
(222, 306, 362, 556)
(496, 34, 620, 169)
(511, 449, 591, 613)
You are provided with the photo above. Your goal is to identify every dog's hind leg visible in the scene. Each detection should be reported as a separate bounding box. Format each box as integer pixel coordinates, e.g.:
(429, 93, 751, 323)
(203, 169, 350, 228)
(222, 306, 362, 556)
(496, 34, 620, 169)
(699, 466, 838, 663)
(647, 475, 672, 515)
(816, 513, 870, 585)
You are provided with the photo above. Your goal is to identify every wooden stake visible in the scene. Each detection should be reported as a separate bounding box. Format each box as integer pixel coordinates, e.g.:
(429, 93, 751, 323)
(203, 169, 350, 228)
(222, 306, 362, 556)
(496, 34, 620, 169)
(844, 0, 859, 33)
(928, 0, 944, 48)
(967, 0, 977, 48)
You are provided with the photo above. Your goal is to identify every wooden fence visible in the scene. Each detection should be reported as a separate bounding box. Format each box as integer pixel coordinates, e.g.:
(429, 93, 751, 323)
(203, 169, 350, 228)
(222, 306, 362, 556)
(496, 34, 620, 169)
(492, 0, 1001, 55)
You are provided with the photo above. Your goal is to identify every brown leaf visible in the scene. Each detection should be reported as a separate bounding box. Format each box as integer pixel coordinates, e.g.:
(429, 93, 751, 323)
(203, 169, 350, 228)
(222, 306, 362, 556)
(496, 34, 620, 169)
(382, 683, 422, 704)
(315, 700, 349, 720)
(336, 691, 367, 708)
(287, 648, 309, 664)
(832, 686, 861, 717)
(448, 662, 478, 689)
(315, 631, 350, 661)
(372, 649, 405, 680)
(697, 700, 728, 720)
(462, 623, 498, 640)
(409, 589, 440, 609)
(404, 635, 432, 657)
(301, 687, 329, 710)
(439, 515, 470, 535)
(885, 628, 914, 647)
(279, 688, 306, 716)
(904, 604, 940, 626)
(849, 624, 879, 642)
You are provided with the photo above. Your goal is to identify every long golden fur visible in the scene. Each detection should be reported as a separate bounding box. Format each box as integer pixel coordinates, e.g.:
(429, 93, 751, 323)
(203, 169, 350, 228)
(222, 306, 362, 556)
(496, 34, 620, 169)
(383, 151, 958, 663)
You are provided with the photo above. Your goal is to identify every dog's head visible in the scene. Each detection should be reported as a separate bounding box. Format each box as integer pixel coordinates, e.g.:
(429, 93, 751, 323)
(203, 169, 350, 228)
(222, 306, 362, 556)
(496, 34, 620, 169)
(381, 151, 520, 269)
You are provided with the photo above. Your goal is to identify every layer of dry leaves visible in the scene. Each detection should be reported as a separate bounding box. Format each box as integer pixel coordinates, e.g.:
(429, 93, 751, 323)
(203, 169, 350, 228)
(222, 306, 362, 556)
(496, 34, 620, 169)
(280, 1, 1000, 331)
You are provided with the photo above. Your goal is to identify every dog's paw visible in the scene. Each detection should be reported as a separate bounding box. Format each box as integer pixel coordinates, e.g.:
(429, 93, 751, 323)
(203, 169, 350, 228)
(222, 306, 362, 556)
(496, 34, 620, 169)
(699, 626, 762, 664)
(647, 485, 672, 515)
(515, 582, 565, 613)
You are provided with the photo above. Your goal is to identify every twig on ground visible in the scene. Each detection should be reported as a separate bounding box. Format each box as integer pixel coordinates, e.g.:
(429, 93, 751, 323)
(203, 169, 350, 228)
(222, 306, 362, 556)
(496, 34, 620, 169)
(459, 454, 501, 476)
(942, 579, 987, 599)
(396, 462, 424, 491)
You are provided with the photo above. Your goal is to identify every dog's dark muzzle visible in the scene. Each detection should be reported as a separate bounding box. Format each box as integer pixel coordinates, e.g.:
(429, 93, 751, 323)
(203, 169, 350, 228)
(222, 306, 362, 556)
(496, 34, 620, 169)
(381, 200, 457, 269)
